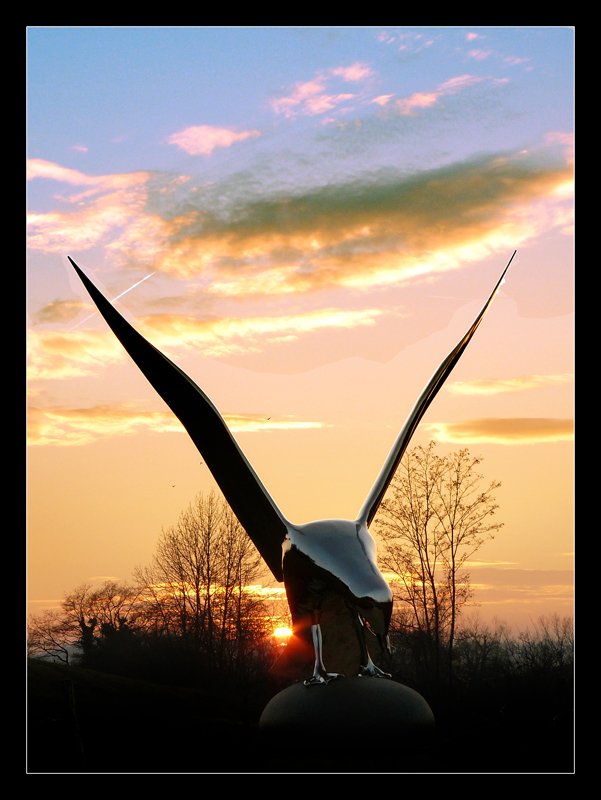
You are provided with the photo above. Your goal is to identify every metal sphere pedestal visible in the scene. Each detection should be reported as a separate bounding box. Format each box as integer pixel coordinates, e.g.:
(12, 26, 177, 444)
(259, 676, 435, 749)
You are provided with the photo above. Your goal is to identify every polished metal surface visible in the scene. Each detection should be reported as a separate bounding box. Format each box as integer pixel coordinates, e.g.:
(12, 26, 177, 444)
(357, 250, 515, 528)
(69, 252, 514, 683)
(282, 519, 393, 684)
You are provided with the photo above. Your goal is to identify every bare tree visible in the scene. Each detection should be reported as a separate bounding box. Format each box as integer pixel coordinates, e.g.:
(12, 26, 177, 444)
(453, 615, 513, 686)
(60, 581, 143, 653)
(27, 608, 77, 664)
(134, 491, 268, 672)
(508, 614, 574, 675)
(28, 494, 278, 681)
(28, 580, 143, 664)
(375, 442, 502, 689)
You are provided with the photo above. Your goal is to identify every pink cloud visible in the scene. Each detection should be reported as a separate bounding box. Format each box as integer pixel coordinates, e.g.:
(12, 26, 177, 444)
(467, 49, 492, 60)
(332, 62, 373, 81)
(396, 92, 440, 114)
(271, 77, 355, 118)
(167, 125, 260, 156)
(27, 159, 150, 191)
(437, 74, 483, 92)
(371, 94, 394, 106)
(271, 64, 374, 119)
(503, 56, 531, 66)
(27, 159, 95, 185)
(396, 74, 484, 115)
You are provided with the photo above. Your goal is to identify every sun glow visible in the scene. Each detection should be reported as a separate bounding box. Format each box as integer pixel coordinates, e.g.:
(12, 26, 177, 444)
(272, 626, 293, 644)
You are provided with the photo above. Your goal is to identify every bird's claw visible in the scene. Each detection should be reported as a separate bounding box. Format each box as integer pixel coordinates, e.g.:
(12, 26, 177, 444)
(304, 672, 345, 687)
(358, 664, 391, 678)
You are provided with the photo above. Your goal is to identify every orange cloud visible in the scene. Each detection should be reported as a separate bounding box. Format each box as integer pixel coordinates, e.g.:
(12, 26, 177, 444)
(28, 307, 386, 381)
(423, 418, 574, 444)
(27, 195, 157, 252)
(27, 404, 324, 446)
(137, 307, 385, 356)
(33, 299, 90, 325)
(27, 328, 126, 381)
(447, 374, 573, 395)
(219, 414, 324, 433)
(27, 143, 573, 298)
(167, 165, 567, 297)
(145, 149, 572, 294)
(27, 404, 181, 446)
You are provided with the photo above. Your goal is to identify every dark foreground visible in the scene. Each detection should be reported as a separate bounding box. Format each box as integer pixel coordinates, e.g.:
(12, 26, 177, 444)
(27, 659, 573, 774)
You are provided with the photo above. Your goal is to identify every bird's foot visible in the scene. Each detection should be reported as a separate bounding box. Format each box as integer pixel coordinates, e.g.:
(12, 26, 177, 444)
(304, 671, 345, 687)
(358, 663, 391, 679)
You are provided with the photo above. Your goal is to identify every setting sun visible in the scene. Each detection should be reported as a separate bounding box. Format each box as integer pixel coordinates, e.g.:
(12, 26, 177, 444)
(273, 627, 293, 642)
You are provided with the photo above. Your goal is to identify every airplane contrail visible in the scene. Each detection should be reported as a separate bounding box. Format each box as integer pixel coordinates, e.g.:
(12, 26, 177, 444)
(69, 271, 156, 331)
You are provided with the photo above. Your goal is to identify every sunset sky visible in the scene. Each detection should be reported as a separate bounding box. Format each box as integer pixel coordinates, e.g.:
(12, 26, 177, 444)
(27, 26, 574, 632)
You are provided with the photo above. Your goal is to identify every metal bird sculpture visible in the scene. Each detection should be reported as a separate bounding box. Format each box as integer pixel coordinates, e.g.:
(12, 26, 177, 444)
(69, 252, 514, 685)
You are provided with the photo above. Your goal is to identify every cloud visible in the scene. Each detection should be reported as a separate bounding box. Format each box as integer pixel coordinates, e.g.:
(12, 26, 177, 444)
(27, 404, 181, 446)
(423, 418, 574, 444)
(270, 63, 372, 119)
(136, 306, 385, 356)
(216, 414, 323, 434)
(27, 159, 159, 253)
(27, 328, 127, 381)
(27, 404, 324, 446)
(33, 299, 91, 325)
(376, 31, 439, 53)
(546, 132, 574, 163)
(383, 564, 574, 622)
(167, 125, 261, 156)
(395, 74, 494, 115)
(466, 49, 493, 61)
(28, 306, 385, 381)
(27, 158, 150, 191)
(377, 31, 397, 45)
(271, 78, 354, 118)
(331, 62, 374, 82)
(503, 56, 531, 67)
(27, 140, 573, 300)
(467, 567, 573, 606)
(447, 374, 573, 395)
(140, 145, 573, 294)
(371, 94, 394, 106)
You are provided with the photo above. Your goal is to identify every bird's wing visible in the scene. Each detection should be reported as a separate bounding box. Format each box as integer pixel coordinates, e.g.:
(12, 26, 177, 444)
(357, 252, 516, 528)
(69, 257, 289, 581)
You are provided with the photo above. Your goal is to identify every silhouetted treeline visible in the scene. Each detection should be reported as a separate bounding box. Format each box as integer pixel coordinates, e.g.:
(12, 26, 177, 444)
(28, 570, 573, 772)
(27, 612, 574, 773)
(382, 612, 574, 771)
(28, 492, 291, 695)
(28, 488, 573, 772)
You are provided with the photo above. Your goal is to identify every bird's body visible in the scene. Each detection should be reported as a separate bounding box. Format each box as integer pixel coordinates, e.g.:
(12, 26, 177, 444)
(69, 252, 514, 685)
(282, 519, 393, 682)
